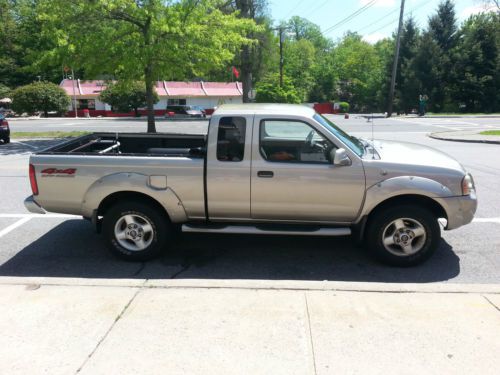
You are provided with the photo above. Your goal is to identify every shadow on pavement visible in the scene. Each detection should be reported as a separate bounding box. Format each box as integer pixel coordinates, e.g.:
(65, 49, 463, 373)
(0, 220, 460, 283)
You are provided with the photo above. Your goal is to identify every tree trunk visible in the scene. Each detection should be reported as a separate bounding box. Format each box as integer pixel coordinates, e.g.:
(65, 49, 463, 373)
(238, 0, 253, 103)
(144, 65, 156, 133)
(143, 17, 156, 133)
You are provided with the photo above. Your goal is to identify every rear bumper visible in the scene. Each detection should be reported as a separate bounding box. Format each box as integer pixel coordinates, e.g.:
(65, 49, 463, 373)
(435, 192, 477, 230)
(24, 195, 46, 214)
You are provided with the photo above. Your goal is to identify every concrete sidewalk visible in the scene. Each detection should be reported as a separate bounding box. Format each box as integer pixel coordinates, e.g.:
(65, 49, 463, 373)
(1, 278, 499, 375)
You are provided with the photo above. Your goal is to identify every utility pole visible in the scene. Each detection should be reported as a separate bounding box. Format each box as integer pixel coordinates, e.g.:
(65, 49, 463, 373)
(279, 26, 284, 87)
(387, 0, 405, 117)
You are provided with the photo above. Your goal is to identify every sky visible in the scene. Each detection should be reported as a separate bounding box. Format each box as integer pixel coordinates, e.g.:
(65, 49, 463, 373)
(269, 0, 497, 44)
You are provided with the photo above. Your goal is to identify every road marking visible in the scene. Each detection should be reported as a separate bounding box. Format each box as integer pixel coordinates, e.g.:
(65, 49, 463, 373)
(472, 218, 500, 224)
(389, 118, 460, 130)
(0, 217, 31, 238)
(0, 213, 77, 218)
(12, 140, 38, 149)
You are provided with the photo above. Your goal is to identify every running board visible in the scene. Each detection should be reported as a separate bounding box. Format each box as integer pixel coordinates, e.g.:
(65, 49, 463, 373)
(182, 224, 351, 236)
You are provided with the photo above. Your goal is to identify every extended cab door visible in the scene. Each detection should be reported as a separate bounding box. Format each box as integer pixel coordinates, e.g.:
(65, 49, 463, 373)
(206, 114, 253, 220)
(250, 116, 366, 223)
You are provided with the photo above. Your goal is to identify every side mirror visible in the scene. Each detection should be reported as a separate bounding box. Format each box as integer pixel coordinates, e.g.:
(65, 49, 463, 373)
(331, 148, 352, 166)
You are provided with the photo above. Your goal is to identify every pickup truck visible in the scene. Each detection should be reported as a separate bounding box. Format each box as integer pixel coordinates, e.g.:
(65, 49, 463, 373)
(24, 104, 477, 266)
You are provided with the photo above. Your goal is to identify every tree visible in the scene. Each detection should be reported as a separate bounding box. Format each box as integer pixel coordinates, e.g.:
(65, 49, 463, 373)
(396, 17, 420, 113)
(425, 0, 459, 111)
(0, 84, 11, 99)
(100, 81, 159, 117)
(450, 12, 500, 112)
(11, 81, 70, 116)
(255, 73, 301, 103)
(330, 33, 381, 111)
(39, 0, 256, 132)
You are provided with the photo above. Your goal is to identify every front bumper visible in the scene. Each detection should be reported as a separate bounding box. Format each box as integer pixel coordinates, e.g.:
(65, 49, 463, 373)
(435, 192, 477, 230)
(24, 195, 46, 214)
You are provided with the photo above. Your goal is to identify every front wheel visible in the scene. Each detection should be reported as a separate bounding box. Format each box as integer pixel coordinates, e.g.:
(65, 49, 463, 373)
(365, 205, 441, 266)
(102, 201, 171, 261)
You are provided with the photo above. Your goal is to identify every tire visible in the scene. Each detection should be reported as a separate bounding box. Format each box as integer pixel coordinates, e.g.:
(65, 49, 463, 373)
(102, 201, 171, 261)
(4, 137, 10, 144)
(365, 205, 440, 267)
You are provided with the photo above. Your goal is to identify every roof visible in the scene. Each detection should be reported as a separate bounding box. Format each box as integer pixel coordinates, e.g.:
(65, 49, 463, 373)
(60, 80, 242, 97)
(214, 103, 316, 117)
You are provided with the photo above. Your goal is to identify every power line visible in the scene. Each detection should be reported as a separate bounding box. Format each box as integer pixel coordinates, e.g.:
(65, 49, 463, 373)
(361, 0, 433, 36)
(284, 0, 304, 19)
(322, 0, 377, 34)
(303, 0, 330, 19)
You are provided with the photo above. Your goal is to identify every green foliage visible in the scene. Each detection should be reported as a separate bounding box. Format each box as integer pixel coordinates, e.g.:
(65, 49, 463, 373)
(38, 0, 257, 131)
(100, 81, 158, 116)
(338, 102, 350, 113)
(255, 74, 301, 103)
(0, 83, 11, 98)
(11, 81, 70, 116)
(449, 12, 500, 112)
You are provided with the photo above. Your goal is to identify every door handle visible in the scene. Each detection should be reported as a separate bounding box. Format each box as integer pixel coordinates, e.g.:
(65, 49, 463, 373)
(257, 171, 274, 178)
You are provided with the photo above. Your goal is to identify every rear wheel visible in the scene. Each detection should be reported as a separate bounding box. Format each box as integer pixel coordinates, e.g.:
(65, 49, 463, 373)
(102, 201, 171, 261)
(365, 205, 440, 266)
(2, 137, 9, 144)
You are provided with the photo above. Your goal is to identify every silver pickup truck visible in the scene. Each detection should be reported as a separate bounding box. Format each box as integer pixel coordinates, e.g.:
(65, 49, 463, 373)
(25, 104, 477, 266)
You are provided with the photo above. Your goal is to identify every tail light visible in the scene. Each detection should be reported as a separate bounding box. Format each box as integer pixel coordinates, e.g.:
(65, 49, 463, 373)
(0, 119, 8, 128)
(29, 164, 39, 196)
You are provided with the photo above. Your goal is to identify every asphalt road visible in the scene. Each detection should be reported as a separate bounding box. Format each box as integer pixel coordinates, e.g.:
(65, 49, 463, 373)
(1, 115, 499, 284)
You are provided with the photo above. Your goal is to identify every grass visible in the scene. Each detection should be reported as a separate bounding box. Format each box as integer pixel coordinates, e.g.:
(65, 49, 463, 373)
(11, 131, 90, 139)
(425, 112, 500, 116)
(479, 130, 500, 136)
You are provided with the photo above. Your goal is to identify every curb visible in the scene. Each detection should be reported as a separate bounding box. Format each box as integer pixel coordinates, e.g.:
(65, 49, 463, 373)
(1, 276, 499, 294)
(429, 131, 500, 145)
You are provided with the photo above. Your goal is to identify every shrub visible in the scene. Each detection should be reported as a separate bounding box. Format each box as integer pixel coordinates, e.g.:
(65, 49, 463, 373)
(339, 101, 350, 113)
(255, 74, 301, 104)
(11, 82, 70, 116)
(100, 81, 158, 116)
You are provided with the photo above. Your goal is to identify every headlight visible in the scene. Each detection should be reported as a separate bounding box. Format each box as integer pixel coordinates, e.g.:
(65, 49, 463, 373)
(462, 174, 475, 195)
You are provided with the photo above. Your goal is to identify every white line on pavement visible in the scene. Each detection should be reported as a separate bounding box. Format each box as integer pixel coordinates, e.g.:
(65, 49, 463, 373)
(12, 141, 38, 149)
(472, 218, 500, 224)
(0, 213, 77, 218)
(1, 213, 499, 224)
(0, 217, 31, 238)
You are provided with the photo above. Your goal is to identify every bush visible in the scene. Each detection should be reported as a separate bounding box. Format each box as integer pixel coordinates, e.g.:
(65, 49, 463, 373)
(0, 84, 11, 99)
(11, 82, 70, 117)
(339, 101, 350, 113)
(255, 74, 301, 104)
(100, 81, 158, 116)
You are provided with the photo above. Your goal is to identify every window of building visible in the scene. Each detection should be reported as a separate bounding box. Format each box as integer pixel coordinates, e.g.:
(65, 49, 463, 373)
(259, 120, 334, 164)
(77, 99, 95, 110)
(216, 117, 246, 162)
(167, 98, 186, 106)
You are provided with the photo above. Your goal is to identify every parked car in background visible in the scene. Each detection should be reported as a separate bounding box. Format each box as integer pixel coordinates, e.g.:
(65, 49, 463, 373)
(191, 105, 207, 117)
(166, 105, 205, 118)
(0, 114, 10, 144)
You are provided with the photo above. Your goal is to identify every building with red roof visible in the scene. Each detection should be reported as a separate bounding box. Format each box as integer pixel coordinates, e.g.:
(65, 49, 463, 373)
(60, 79, 243, 117)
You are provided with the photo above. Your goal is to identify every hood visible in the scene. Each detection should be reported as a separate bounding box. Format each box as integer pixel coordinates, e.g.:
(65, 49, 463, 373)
(371, 140, 465, 173)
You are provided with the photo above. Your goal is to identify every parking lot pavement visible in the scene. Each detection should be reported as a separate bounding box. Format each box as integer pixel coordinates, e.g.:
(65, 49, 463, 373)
(1, 119, 500, 284)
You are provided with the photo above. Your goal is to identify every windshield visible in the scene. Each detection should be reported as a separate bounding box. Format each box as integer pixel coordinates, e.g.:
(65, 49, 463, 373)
(313, 114, 364, 157)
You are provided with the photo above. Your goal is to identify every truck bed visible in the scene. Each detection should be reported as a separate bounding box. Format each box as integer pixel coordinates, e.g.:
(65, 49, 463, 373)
(41, 132, 206, 157)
